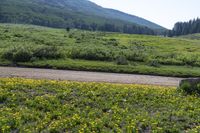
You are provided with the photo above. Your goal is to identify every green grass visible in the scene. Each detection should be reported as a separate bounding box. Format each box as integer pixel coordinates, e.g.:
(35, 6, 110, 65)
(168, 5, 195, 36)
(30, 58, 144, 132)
(1, 23, 200, 77)
(178, 33, 200, 40)
(19, 59, 200, 77)
(1, 78, 200, 132)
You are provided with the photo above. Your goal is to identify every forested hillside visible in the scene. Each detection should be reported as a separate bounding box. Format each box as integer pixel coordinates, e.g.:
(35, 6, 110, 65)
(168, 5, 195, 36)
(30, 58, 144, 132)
(0, 0, 165, 35)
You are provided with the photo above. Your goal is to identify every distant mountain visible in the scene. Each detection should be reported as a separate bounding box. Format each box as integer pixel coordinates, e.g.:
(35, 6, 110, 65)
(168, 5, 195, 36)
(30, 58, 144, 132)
(0, 0, 165, 34)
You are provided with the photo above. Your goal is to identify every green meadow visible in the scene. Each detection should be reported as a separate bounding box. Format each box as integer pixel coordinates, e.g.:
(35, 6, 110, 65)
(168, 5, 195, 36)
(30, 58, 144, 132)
(1, 24, 200, 77)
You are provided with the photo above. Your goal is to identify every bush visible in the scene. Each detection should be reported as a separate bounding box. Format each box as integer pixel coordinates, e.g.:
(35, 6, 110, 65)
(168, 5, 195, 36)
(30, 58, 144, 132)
(2, 45, 64, 63)
(125, 51, 147, 62)
(75, 38, 81, 43)
(33, 46, 64, 59)
(148, 59, 160, 67)
(2, 46, 33, 62)
(179, 79, 200, 95)
(104, 38, 119, 46)
(2, 47, 18, 61)
(71, 47, 112, 61)
(179, 81, 193, 94)
(179, 54, 197, 66)
(14, 48, 33, 62)
(116, 56, 128, 65)
(66, 27, 70, 32)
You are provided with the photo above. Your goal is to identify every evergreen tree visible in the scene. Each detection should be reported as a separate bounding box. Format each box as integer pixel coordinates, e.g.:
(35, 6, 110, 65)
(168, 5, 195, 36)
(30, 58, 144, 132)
(168, 18, 200, 36)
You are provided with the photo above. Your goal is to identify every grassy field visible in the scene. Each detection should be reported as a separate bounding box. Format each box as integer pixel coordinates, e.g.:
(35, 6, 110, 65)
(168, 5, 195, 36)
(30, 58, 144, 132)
(179, 33, 200, 40)
(1, 78, 200, 132)
(1, 24, 200, 77)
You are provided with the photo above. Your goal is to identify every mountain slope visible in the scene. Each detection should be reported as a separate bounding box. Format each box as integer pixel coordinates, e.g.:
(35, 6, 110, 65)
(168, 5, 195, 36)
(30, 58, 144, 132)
(0, 0, 165, 34)
(37, 0, 164, 29)
(103, 9, 163, 30)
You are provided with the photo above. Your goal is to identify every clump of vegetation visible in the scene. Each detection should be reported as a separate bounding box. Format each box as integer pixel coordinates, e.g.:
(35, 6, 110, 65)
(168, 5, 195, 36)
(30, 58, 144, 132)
(126, 51, 148, 62)
(179, 54, 197, 66)
(179, 79, 200, 95)
(33, 46, 64, 59)
(2, 46, 33, 62)
(104, 38, 119, 46)
(115, 56, 128, 65)
(71, 47, 112, 61)
(148, 59, 160, 67)
(2, 45, 64, 63)
(66, 27, 70, 32)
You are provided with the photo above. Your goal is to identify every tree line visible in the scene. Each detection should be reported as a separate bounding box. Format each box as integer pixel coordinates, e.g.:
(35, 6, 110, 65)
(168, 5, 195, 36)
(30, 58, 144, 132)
(73, 22, 156, 35)
(166, 18, 200, 37)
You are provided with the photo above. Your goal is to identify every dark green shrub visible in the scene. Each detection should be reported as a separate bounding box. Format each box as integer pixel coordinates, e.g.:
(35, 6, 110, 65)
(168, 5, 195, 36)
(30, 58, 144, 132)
(180, 55, 197, 66)
(14, 33, 23, 38)
(68, 34, 73, 38)
(75, 38, 81, 43)
(66, 27, 70, 32)
(2, 45, 64, 63)
(116, 56, 128, 65)
(198, 84, 200, 92)
(153, 53, 183, 66)
(104, 38, 119, 46)
(4, 29, 9, 33)
(71, 47, 112, 61)
(125, 51, 147, 62)
(33, 46, 64, 59)
(179, 80, 200, 95)
(14, 48, 33, 62)
(2, 46, 33, 62)
(30, 57, 39, 62)
(2, 47, 18, 61)
(179, 81, 193, 94)
(148, 59, 160, 67)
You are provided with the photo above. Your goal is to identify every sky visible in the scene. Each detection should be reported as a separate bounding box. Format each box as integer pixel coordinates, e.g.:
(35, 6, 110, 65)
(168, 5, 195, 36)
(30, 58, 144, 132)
(89, 0, 200, 29)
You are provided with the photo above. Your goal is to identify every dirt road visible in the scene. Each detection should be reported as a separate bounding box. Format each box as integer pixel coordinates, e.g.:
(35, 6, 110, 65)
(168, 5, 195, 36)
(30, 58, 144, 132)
(0, 66, 183, 86)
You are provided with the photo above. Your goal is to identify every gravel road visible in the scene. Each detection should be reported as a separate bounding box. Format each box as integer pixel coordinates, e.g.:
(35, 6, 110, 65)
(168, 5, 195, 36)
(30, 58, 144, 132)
(0, 66, 183, 86)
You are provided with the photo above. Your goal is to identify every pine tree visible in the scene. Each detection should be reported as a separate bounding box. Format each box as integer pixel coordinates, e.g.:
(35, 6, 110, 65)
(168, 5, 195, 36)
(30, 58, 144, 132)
(168, 18, 200, 36)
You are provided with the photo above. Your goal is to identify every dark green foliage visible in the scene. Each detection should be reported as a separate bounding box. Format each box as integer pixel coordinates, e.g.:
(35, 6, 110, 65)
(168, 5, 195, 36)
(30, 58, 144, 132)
(179, 78, 200, 95)
(125, 51, 147, 62)
(3, 46, 33, 62)
(13, 48, 33, 62)
(2, 47, 17, 61)
(71, 47, 112, 61)
(33, 46, 64, 59)
(115, 56, 128, 65)
(181, 55, 197, 66)
(104, 38, 119, 46)
(148, 59, 160, 67)
(167, 18, 200, 36)
(2, 45, 64, 63)
(66, 27, 70, 32)
(179, 81, 193, 94)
